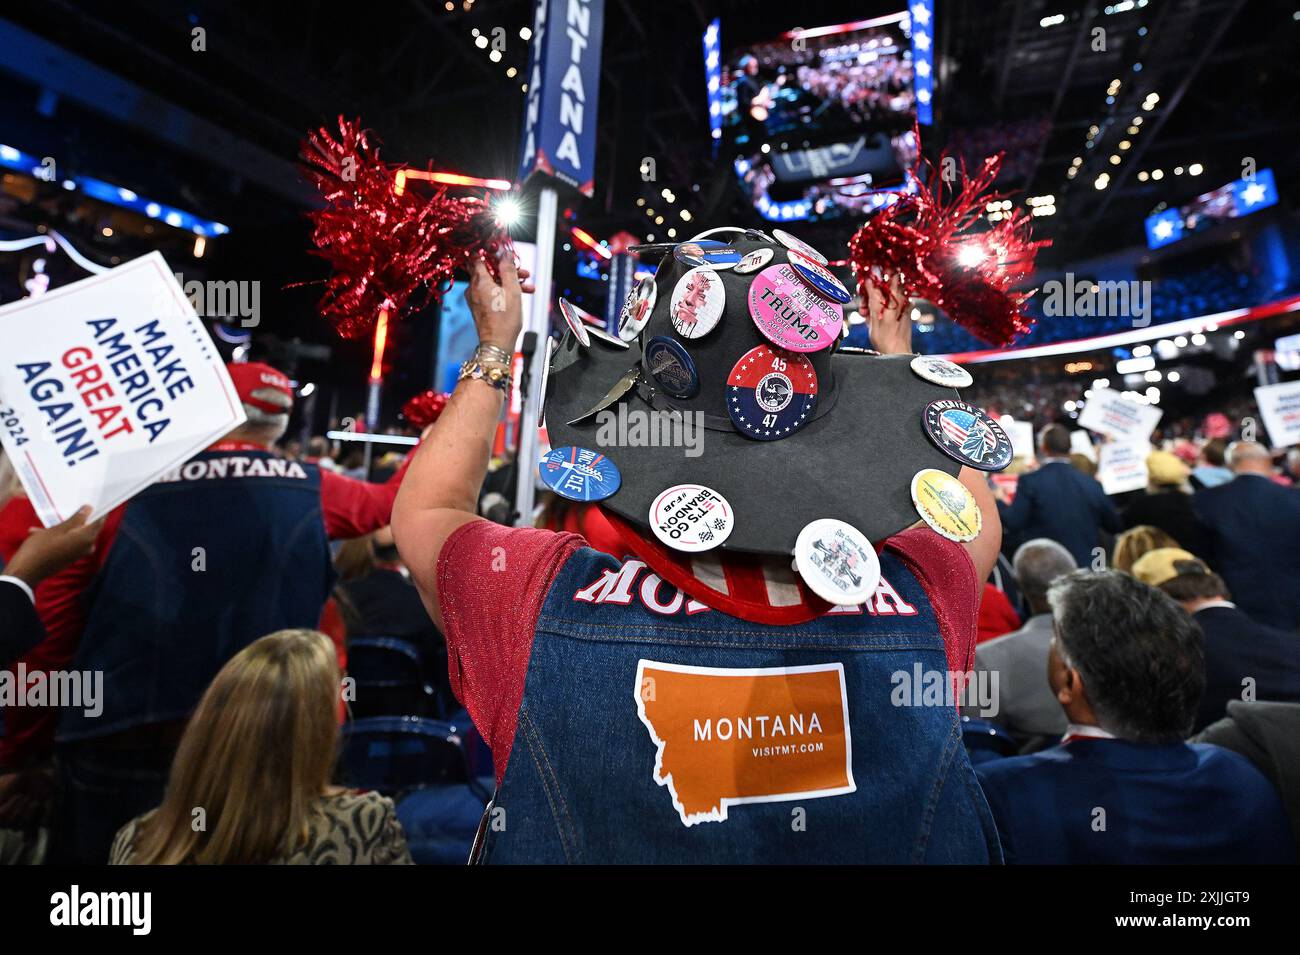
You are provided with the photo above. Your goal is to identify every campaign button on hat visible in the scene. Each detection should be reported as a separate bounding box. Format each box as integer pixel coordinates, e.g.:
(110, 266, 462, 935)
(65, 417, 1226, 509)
(650, 483, 734, 552)
(923, 399, 1014, 472)
(558, 297, 591, 347)
(772, 228, 828, 265)
(910, 355, 973, 388)
(744, 228, 776, 243)
(619, 276, 658, 341)
(539, 447, 622, 502)
(587, 325, 631, 349)
(910, 469, 983, 542)
(786, 249, 852, 304)
(670, 267, 725, 339)
(733, 247, 774, 274)
(747, 263, 843, 353)
(794, 519, 881, 605)
(645, 336, 700, 398)
(674, 239, 742, 270)
(727, 344, 818, 440)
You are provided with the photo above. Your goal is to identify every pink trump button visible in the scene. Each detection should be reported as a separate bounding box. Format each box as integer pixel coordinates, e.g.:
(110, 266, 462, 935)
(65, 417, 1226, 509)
(746, 263, 844, 353)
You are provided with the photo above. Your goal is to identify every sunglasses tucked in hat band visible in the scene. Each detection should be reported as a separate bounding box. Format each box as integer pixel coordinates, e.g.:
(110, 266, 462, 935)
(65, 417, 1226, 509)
(544, 232, 979, 557)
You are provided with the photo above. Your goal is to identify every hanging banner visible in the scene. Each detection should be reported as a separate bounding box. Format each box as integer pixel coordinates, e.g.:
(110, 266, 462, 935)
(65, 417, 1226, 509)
(0, 252, 245, 526)
(517, 0, 606, 196)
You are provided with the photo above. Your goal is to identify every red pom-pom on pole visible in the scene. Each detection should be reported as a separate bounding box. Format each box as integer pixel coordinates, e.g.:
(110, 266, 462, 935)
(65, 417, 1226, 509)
(401, 390, 450, 430)
(848, 128, 1050, 347)
(299, 117, 513, 339)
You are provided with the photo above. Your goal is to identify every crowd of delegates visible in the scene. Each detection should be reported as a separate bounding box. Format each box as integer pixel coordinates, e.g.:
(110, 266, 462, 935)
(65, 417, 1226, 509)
(1, 263, 1299, 863)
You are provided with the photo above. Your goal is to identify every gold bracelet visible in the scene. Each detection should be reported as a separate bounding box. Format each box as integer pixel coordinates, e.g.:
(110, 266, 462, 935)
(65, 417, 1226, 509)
(474, 343, 513, 365)
(458, 359, 512, 392)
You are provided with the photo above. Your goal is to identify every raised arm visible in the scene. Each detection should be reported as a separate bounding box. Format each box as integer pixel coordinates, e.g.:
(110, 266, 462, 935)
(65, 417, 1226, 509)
(865, 276, 1002, 583)
(391, 256, 531, 630)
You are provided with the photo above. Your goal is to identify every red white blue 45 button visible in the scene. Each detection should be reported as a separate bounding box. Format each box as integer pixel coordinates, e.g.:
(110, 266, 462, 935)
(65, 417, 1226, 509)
(727, 345, 819, 441)
(538, 446, 622, 501)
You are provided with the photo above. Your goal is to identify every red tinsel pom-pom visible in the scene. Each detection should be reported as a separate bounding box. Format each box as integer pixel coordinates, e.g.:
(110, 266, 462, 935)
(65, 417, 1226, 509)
(299, 117, 513, 339)
(847, 129, 1050, 347)
(401, 390, 450, 429)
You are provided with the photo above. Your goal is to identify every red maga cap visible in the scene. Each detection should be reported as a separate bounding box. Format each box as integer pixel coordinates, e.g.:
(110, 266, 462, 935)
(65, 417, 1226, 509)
(226, 361, 293, 414)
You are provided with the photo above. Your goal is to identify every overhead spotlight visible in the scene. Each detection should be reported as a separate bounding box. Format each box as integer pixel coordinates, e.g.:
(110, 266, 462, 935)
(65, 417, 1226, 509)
(489, 50, 502, 62)
(760, 143, 771, 154)
(507, 67, 517, 78)
(475, 35, 488, 49)
(680, 209, 692, 221)
(520, 26, 532, 40)
(1151, 168, 1163, 180)
(667, 228, 677, 238)
(1167, 371, 1181, 382)
(1095, 173, 1110, 190)
(1189, 163, 1203, 175)
(1138, 170, 1149, 181)
(1191, 333, 1206, 345)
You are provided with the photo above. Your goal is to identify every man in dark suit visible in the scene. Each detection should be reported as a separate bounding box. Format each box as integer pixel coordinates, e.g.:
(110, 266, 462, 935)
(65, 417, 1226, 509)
(1193, 441, 1300, 630)
(976, 570, 1295, 864)
(996, 425, 1121, 568)
(0, 506, 102, 668)
(1133, 548, 1300, 731)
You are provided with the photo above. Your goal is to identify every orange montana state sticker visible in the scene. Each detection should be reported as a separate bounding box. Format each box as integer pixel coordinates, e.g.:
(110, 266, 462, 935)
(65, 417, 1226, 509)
(634, 660, 855, 826)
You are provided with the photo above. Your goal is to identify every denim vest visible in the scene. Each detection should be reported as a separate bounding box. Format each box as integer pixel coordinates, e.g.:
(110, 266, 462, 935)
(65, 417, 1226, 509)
(59, 450, 335, 742)
(480, 546, 1002, 864)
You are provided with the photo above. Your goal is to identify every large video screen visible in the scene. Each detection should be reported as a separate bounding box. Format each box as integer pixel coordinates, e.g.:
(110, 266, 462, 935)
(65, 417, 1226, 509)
(717, 12, 923, 222)
(719, 13, 916, 143)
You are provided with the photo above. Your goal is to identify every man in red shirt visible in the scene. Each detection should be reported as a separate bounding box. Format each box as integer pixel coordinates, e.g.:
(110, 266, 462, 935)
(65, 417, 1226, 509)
(394, 238, 1007, 863)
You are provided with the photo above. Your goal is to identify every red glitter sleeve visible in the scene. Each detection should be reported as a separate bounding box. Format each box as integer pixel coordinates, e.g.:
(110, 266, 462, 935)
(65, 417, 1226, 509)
(435, 520, 584, 785)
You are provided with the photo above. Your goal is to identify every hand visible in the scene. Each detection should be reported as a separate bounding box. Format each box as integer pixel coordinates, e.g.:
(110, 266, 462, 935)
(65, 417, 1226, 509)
(466, 255, 534, 353)
(4, 505, 104, 588)
(865, 272, 913, 356)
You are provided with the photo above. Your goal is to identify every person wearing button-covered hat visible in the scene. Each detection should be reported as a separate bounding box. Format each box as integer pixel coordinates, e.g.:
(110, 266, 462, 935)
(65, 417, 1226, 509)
(394, 234, 1007, 864)
(5, 359, 423, 864)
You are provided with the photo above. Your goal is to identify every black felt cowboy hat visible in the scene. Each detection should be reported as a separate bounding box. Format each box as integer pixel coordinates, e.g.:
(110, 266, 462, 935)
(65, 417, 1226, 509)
(543, 230, 965, 557)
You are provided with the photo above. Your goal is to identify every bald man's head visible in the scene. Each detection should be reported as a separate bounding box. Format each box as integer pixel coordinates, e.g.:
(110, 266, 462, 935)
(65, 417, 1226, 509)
(1227, 440, 1273, 475)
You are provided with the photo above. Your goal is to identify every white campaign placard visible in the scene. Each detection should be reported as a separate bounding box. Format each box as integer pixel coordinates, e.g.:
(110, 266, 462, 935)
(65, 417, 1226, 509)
(1253, 379, 1300, 448)
(1097, 439, 1151, 495)
(1077, 388, 1163, 442)
(0, 253, 245, 526)
(1000, 417, 1036, 461)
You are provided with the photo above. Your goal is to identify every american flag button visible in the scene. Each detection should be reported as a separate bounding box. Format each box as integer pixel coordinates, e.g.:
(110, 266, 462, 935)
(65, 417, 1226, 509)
(922, 399, 1013, 472)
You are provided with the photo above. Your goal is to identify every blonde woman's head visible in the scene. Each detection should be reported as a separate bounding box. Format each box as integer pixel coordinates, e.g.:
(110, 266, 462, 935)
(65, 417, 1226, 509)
(1113, 525, 1180, 574)
(129, 629, 340, 864)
